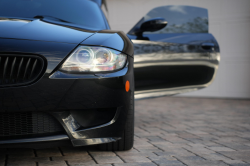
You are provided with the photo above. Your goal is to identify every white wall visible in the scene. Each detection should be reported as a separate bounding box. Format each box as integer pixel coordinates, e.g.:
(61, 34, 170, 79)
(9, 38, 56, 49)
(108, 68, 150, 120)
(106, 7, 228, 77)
(106, 0, 250, 99)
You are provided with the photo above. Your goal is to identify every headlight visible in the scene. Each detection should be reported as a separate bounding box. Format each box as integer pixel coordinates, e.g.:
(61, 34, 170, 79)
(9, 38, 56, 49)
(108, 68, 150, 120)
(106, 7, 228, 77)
(60, 46, 127, 72)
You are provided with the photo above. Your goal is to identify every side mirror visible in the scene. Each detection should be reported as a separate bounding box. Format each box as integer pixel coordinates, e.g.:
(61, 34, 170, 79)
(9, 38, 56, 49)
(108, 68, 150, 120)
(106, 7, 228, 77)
(140, 18, 168, 32)
(134, 17, 167, 40)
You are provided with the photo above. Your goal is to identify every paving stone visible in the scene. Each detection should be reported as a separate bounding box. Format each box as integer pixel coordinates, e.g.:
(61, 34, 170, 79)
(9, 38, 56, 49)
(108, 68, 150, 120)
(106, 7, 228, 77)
(228, 164, 250, 166)
(199, 153, 232, 161)
(152, 142, 190, 149)
(87, 165, 112, 166)
(52, 155, 96, 166)
(178, 133, 201, 139)
(155, 151, 178, 157)
(114, 163, 157, 166)
(115, 149, 139, 156)
(134, 148, 163, 153)
(93, 155, 124, 164)
(7, 160, 36, 166)
(66, 159, 96, 166)
(223, 159, 249, 166)
(146, 136, 167, 142)
(36, 148, 62, 157)
(207, 147, 235, 152)
(184, 147, 216, 155)
(62, 151, 90, 156)
(116, 151, 157, 158)
(181, 160, 229, 166)
(148, 156, 185, 165)
(60, 147, 89, 156)
(149, 156, 176, 161)
(218, 151, 250, 161)
(134, 145, 159, 149)
(187, 143, 206, 147)
(166, 150, 195, 157)
(89, 151, 116, 157)
(175, 155, 205, 162)
(8, 157, 49, 162)
(218, 143, 250, 151)
(154, 159, 184, 166)
(119, 155, 151, 163)
(7, 148, 35, 157)
(52, 155, 92, 161)
(39, 161, 67, 166)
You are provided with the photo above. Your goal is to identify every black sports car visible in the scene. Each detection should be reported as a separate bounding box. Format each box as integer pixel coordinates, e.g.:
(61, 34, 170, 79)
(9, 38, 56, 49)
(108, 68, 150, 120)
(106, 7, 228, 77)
(0, 0, 220, 151)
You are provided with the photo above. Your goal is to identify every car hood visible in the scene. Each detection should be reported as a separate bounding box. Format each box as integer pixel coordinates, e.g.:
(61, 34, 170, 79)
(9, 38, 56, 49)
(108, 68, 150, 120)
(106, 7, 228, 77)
(0, 18, 96, 44)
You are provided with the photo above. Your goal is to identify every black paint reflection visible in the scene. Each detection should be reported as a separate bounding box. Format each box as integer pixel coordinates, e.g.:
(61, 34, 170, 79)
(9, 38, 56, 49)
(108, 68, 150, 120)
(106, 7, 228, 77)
(132, 39, 220, 99)
(128, 5, 220, 99)
(129, 5, 208, 35)
(0, 0, 107, 30)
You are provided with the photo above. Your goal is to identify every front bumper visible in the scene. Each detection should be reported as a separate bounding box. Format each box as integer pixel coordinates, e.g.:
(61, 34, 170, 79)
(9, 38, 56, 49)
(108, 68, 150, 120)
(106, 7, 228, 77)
(0, 56, 134, 147)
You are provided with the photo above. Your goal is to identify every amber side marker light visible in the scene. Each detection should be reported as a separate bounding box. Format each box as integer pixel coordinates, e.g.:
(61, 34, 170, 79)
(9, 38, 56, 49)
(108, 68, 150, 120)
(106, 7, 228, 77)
(125, 81, 130, 92)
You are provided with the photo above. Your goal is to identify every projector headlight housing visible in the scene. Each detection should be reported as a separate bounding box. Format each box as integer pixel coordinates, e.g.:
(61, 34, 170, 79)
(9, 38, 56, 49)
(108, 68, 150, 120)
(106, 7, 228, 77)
(60, 46, 127, 73)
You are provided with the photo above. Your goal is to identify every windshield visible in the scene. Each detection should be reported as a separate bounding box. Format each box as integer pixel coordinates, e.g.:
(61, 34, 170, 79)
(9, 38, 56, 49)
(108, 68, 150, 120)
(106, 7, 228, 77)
(0, 0, 106, 30)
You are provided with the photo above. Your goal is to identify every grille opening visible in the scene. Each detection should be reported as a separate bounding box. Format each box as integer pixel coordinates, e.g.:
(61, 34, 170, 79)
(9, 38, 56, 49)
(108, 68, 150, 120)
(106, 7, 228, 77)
(0, 54, 45, 87)
(0, 112, 65, 140)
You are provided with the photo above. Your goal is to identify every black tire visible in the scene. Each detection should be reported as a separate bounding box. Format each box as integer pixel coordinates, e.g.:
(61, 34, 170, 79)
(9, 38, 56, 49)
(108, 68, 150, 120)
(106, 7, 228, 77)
(98, 92, 134, 151)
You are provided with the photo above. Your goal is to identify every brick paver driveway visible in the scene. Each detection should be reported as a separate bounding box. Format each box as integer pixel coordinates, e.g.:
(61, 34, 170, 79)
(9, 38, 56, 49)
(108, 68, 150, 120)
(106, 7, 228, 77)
(1, 97, 250, 166)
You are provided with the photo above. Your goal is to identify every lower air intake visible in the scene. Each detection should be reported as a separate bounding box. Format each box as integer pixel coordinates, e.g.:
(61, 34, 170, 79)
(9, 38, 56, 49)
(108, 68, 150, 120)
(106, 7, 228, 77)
(0, 112, 64, 139)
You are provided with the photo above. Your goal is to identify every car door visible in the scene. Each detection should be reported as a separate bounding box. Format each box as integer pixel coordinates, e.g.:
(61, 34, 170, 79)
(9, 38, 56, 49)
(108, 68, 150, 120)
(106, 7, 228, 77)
(127, 5, 220, 100)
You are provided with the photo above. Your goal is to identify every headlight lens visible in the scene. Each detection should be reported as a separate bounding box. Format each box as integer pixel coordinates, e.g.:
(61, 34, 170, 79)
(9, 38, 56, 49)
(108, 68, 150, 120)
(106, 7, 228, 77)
(60, 46, 127, 72)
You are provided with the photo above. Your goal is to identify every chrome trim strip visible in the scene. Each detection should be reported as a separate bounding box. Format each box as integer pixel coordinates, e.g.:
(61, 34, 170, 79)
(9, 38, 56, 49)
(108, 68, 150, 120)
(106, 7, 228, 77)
(134, 61, 218, 69)
(0, 134, 69, 144)
(135, 85, 204, 100)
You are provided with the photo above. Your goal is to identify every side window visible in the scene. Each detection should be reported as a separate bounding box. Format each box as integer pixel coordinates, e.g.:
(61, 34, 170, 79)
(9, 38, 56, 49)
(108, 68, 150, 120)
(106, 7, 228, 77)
(129, 5, 208, 34)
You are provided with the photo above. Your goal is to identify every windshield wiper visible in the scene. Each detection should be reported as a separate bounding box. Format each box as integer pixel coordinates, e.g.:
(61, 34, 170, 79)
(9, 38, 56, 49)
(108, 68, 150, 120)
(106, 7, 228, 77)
(34, 15, 71, 23)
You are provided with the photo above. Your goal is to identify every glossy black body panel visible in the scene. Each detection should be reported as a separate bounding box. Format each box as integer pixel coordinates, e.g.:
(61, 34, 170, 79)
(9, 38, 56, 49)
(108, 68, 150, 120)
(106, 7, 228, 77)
(0, 38, 77, 74)
(0, 18, 96, 44)
(0, 0, 107, 30)
(127, 5, 220, 99)
(127, 33, 220, 99)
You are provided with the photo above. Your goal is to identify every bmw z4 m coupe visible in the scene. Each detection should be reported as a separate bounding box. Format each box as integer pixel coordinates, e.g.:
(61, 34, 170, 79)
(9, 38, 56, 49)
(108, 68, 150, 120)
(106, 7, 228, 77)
(0, 0, 220, 151)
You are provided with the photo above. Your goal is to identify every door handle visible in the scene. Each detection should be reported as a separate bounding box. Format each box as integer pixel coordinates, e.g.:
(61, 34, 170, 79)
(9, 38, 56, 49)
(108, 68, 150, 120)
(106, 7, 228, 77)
(201, 43, 215, 50)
